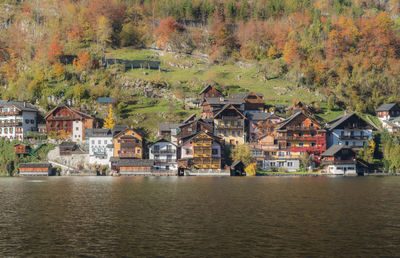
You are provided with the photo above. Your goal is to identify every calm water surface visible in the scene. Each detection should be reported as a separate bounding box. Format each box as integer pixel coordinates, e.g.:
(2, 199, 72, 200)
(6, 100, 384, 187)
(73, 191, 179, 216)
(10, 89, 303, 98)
(1, 176, 400, 257)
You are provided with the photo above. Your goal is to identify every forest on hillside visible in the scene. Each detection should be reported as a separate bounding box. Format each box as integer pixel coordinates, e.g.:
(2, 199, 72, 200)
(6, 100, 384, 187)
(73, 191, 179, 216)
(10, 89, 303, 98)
(1, 0, 400, 115)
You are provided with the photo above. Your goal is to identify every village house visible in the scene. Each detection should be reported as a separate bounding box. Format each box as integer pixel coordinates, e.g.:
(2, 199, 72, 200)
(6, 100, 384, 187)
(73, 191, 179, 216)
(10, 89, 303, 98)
(176, 115, 213, 143)
(115, 159, 155, 176)
(86, 128, 114, 167)
(201, 97, 245, 119)
(19, 163, 52, 176)
(321, 145, 357, 175)
(273, 111, 326, 170)
(113, 127, 143, 159)
(376, 103, 400, 121)
(213, 104, 246, 146)
(199, 85, 223, 102)
(179, 132, 223, 169)
(325, 113, 375, 149)
(157, 122, 181, 144)
(45, 104, 95, 142)
(0, 101, 39, 141)
(149, 139, 178, 171)
(247, 111, 284, 141)
(231, 92, 265, 114)
(59, 141, 77, 156)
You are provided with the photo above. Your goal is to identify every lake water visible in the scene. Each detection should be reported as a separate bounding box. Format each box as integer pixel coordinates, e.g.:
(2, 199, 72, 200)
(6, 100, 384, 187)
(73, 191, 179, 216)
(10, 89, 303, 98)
(1, 176, 400, 257)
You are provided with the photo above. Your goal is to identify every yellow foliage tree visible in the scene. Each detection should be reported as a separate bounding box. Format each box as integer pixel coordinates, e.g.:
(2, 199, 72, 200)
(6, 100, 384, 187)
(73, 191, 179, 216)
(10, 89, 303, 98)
(103, 106, 115, 130)
(245, 163, 257, 176)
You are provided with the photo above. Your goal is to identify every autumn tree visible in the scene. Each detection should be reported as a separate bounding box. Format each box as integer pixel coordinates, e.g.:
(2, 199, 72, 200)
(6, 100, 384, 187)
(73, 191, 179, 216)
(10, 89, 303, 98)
(230, 144, 255, 167)
(73, 52, 92, 72)
(154, 16, 185, 50)
(103, 106, 115, 130)
(96, 16, 112, 58)
(48, 35, 63, 63)
(283, 39, 299, 64)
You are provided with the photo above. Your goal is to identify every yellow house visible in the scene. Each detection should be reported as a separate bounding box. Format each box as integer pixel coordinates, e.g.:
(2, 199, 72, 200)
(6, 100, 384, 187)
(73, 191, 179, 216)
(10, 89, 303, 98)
(213, 104, 246, 146)
(113, 128, 143, 159)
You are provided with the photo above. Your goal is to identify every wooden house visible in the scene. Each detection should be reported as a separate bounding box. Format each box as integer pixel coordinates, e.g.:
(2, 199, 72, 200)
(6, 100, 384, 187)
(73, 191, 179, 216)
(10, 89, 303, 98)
(376, 103, 400, 121)
(176, 117, 213, 142)
(321, 145, 357, 175)
(116, 159, 155, 176)
(231, 161, 246, 176)
(232, 92, 265, 113)
(113, 128, 143, 159)
(19, 163, 52, 176)
(45, 104, 95, 141)
(14, 144, 30, 155)
(179, 132, 223, 169)
(199, 85, 223, 102)
(59, 141, 77, 156)
(201, 97, 245, 119)
(213, 104, 246, 146)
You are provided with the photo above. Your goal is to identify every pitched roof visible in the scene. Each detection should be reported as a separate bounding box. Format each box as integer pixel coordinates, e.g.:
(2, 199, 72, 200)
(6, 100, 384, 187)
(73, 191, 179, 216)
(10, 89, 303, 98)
(204, 97, 245, 106)
(246, 112, 276, 121)
(325, 113, 375, 131)
(213, 104, 246, 119)
(149, 138, 177, 147)
(322, 145, 353, 157)
(231, 160, 244, 168)
(19, 163, 52, 168)
(97, 97, 115, 104)
(44, 104, 94, 119)
(199, 85, 222, 95)
(182, 114, 196, 124)
(0, 100, 38, 112)
(85, 128, 112, 138)
(232, 92, 264, 100)
(376, 103, 399, 112)
(276, 111, 320, 130)
(113, 127, 141, 139)
(115, 159, 155, 167)
(60, 141, 76, 147)
(181, 131, 222, 145)
(158, 122, 182, 132)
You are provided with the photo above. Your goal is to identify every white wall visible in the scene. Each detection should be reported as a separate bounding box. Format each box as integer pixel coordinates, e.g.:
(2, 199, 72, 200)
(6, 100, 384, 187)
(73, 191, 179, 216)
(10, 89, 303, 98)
(72, 121, 83, 142)
(88, 136, 113, 166)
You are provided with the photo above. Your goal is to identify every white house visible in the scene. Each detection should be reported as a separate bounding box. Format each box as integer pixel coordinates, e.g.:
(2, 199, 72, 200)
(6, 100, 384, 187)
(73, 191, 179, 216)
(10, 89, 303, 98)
(0, 101, 38, 141)
(86, 129, 114, 167)
(321, 145, 357, 176)
(149, 139, 178, 171)
(325, 113, 375, 149)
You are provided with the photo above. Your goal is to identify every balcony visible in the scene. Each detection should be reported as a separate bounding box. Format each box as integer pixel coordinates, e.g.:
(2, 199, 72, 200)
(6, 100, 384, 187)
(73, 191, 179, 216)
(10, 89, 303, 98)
(321, 160, 356, 165)
(216, 125, 243, 129)
(338, 135, 370, 140)
(119, 153, 137, 158)
(151, 149, 176, 154)
(94, 151, 107, 155)
(0, 121, 22, 127)
(0, 111, 20, 116)
(281, 126, 320, 131)
(154, 158, 176, 163)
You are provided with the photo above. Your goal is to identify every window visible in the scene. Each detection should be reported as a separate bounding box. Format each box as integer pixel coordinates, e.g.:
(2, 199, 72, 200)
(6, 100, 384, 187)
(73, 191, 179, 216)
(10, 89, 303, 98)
(237, 121, 241, 127)
(212, 149, 218, 155)
(98, 140, 101, 144)
(311, 142, 316, 147)
(185, 149, 192, 155)
(104, 140, 107, 144)
(76, 127, 79, 131)
(154, 145, 160, 151)
(91, 140, 95, 144)
(231, 121, 235, 126)
(287, 142, 291, 147)
(25, 119, 29, 124)
(270, 162, 276, 167)
(231, 131, 235, 136)
(31, 120, 34, 124)
(237, 131, 241, 136)
(298, 142, 304, 147)
(288, 162, 293, 167)
(137, 149, 141, 154)
(188, 128, 192, 132)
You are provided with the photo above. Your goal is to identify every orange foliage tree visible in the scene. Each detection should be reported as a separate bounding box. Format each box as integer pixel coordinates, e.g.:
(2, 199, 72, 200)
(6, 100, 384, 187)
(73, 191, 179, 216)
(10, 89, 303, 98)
(48, 35, 63, 63)
(73, 52, 92, 72)
(154, 17, 184, 49)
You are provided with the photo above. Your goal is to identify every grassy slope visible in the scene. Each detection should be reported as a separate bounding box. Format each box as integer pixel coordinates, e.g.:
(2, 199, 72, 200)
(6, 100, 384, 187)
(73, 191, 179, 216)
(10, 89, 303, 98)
(107, 47, 346, 135)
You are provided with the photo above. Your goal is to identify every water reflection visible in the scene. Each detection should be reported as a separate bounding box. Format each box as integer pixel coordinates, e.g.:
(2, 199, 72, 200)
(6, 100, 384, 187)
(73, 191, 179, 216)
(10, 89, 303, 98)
(0, 176, 399, 256)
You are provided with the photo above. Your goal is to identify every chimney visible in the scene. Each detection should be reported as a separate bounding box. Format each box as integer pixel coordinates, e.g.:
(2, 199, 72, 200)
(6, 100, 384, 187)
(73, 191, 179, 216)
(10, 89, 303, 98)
(23, 101, 26, 108)
(219, 97, 225, 102)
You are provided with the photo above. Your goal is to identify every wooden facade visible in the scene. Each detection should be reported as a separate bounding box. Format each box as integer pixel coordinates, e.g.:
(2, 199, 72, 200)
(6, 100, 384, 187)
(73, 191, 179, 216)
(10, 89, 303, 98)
(243, 92, 265, 112)
(213, 104, 246, 146)
(45, 105, 94, 139)
(113, 128, 143, 159)
(14, 144, 29, 154)
(177, 119, 213, 142)
(199, 85, 223, 102)
(19, 163, 52, 176)
(276, 111, 326, 162)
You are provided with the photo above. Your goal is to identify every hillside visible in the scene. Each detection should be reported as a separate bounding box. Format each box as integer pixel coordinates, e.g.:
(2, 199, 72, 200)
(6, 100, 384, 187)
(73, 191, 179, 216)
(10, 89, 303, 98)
(0, 0, 399, 138)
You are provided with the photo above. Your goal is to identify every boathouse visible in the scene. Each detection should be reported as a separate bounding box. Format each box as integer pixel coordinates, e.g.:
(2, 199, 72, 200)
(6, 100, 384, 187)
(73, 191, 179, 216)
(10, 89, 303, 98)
(19, 163, 52, 176)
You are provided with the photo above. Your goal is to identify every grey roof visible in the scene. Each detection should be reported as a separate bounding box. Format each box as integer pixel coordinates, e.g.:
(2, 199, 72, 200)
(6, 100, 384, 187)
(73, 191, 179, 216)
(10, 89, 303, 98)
(149, 138, 177, 147)
(199, 85, 221, 94)
(231, 160, 244, 168)
(0, 100, 38, 112)
(182, 114, 196, 124)
(325, 113, 374, 131)
(19, 163, 52, 168)
(246, 112, 275, 121)
(232, 92, 264, 100)
(276, 111, 303, 130)
(322, 145, 352, 157)
(376, 103, 399, 112)
(158, 122, 181, 132)
(116, 159, 155, 167)
(204, 97, 245, 106)
(97, 97, 115, 103)
(85, 128, 112, 138)
(213, 104, 246, 119)
(60, 141, 76, 147)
